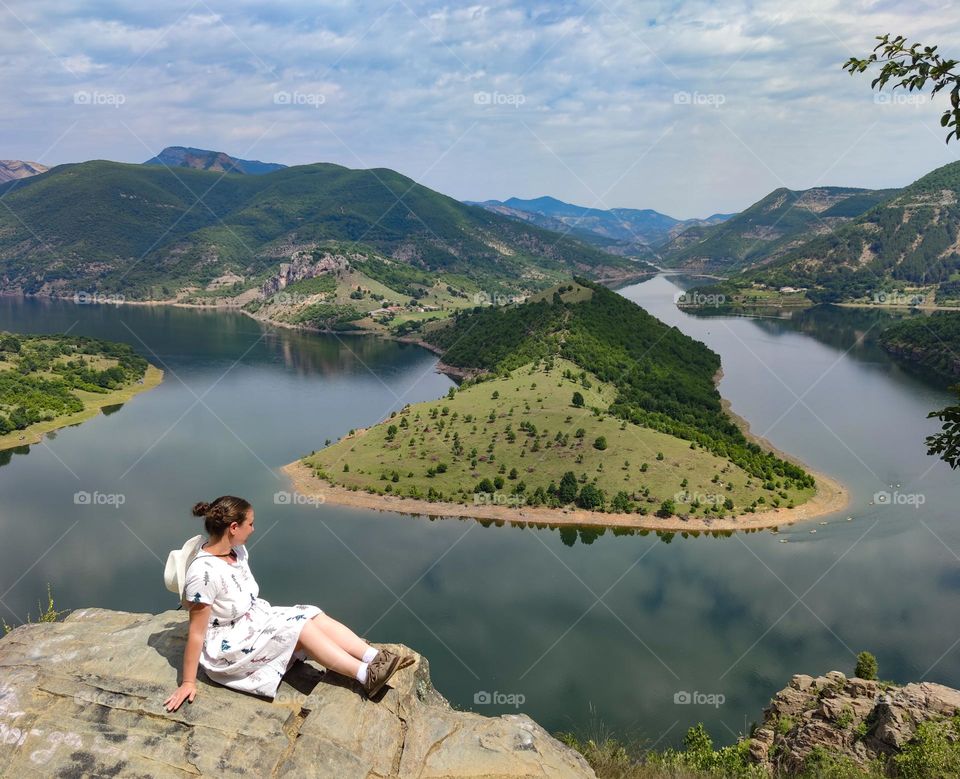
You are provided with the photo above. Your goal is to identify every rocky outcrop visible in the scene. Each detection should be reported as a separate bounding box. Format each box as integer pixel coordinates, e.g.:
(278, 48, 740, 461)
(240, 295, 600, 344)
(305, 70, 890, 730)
(0, 160, 48, 183)
(259, 252, 352, 299)
(750, 670, 960, 774)
(0, 609, 594, 778)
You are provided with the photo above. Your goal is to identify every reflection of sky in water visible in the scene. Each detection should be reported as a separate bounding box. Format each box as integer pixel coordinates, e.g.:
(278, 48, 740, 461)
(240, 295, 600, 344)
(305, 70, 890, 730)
(0, 286, 957, 746)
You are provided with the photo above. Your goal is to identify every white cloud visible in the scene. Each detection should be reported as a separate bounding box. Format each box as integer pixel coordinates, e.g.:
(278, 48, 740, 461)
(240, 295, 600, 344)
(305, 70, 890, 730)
(0, 0, 958, 218)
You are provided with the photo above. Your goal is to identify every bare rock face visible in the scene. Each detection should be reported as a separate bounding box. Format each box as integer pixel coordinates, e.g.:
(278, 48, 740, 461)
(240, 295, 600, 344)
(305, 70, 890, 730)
(751, 670, 960, 774)
(259, 251, 351, 299)
(0, 160, 48, 183)
(0, 609, 594, 778)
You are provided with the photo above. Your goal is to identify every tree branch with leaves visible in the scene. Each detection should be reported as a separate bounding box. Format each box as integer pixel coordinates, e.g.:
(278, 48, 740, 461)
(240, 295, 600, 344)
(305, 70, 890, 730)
(843, 34, 960, 143)
(845, 34, 960, 469)
(927, 389, 960, 469)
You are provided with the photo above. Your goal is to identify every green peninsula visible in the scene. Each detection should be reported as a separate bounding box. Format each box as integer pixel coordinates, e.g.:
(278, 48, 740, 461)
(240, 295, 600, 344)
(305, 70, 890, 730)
(288, 281, 845, 529)
(0, 332, 162, 451)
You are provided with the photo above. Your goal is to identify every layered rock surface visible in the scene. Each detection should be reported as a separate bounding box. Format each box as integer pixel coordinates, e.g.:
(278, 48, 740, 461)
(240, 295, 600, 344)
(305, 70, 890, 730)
(750, 670, 960, 774)
(0, 608, 594, 778)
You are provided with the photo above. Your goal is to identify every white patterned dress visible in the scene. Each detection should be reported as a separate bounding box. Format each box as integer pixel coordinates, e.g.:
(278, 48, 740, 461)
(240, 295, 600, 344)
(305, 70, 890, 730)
(182, 543, 323, 699)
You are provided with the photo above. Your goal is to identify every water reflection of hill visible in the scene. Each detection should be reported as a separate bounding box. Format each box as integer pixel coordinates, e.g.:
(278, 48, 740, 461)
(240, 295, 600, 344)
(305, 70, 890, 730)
(766, 306, 953, 388)
(0, 295, 439, 383)
(268, 328, 432, 381)
(754, 305, 906, 351)
(688, 302, 952, 388)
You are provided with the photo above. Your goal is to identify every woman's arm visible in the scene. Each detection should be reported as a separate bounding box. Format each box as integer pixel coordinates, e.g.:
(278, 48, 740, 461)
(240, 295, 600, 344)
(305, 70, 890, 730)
(164, 603, 210, 712)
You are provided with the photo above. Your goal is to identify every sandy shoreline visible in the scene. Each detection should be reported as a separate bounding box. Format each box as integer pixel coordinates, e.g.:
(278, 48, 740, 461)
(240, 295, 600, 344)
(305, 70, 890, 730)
(281, 459, 848, 533)
(281, 364, 850, 532)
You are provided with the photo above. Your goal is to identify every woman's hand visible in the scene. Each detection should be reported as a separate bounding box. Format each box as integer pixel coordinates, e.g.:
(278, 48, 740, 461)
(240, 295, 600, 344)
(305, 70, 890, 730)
(166, 603, 209, 712)
(163, 681, 197, 712)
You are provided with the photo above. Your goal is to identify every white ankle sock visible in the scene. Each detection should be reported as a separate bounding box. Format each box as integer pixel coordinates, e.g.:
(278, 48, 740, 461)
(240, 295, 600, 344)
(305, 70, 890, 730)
(356, 662, 369, 684)
(362, 647, 379, 664)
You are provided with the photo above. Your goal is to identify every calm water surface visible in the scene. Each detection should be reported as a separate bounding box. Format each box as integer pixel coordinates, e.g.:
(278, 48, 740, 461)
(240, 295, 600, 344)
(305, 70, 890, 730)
(0, 279, 956, 746)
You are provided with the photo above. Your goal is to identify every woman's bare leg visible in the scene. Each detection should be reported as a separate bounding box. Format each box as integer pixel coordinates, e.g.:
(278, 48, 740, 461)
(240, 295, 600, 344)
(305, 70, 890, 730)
(310, 613, 374, 660)
(295, 619, 362, 678)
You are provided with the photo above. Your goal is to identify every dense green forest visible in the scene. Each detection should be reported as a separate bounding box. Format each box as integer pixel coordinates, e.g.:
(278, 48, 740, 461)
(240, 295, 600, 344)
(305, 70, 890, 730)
(425, 280, 813, 486)
(0, 333, 148, 435)
(0, 161, 653, 300)
(878, 313, 960, 378)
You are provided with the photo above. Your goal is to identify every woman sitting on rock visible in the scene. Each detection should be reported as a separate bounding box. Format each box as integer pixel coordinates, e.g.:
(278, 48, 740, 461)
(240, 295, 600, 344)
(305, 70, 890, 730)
(164, 495, 407, 712)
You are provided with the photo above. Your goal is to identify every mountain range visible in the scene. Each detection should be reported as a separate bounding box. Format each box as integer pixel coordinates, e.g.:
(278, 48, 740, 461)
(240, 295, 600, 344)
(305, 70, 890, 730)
(0, 158, 651, 299)
(3, 143, 959, 307)
(469, 195, 731, 255)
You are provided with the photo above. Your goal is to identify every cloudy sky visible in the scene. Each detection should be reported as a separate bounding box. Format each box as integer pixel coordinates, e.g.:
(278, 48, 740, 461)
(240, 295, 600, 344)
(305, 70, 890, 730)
(2, 0, 959, 218)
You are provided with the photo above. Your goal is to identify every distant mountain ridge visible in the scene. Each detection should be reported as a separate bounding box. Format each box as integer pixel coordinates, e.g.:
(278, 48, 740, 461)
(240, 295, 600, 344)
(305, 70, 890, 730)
(658, 185, 900, 273)
(142, 146, 286, 175)
(0, 159, 652, 299)
(468, 195, 731, 255)
(0, 160, 48, 183)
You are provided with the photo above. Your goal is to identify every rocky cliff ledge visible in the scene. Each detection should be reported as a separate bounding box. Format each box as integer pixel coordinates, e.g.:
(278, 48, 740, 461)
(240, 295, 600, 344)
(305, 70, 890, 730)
(0, 609, 594, 778)
(750, 670, 960, 774)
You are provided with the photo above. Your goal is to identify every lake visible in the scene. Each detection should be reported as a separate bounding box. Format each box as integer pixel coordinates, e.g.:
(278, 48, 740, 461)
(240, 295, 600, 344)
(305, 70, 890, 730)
(0, 276, 956, 747)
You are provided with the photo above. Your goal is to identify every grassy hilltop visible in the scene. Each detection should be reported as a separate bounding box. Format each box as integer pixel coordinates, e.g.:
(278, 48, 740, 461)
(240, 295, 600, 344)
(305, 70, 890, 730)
(301, 280, 816, 519)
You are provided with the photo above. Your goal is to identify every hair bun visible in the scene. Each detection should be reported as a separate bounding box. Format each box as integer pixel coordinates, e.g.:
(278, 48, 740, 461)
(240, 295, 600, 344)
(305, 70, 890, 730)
(191, 495, 252, 538)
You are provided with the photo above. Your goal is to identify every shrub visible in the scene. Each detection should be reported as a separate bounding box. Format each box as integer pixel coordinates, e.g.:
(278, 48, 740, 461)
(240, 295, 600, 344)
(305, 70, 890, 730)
(2, 584, 64, 635)
(576, 484, 606, 510)
(894, 718, 960, 778)
(593, 436, 607, 451)
(855, 651, 878, 681)
(776, 715, 795, 735)
(474, 478, 495, 494)
(835, 706, 854, 729)
(611, 491, 633, 513)
(802, 746, 877, 778)
(558, 471, 579, 504)
(656, 499, 676, 518)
